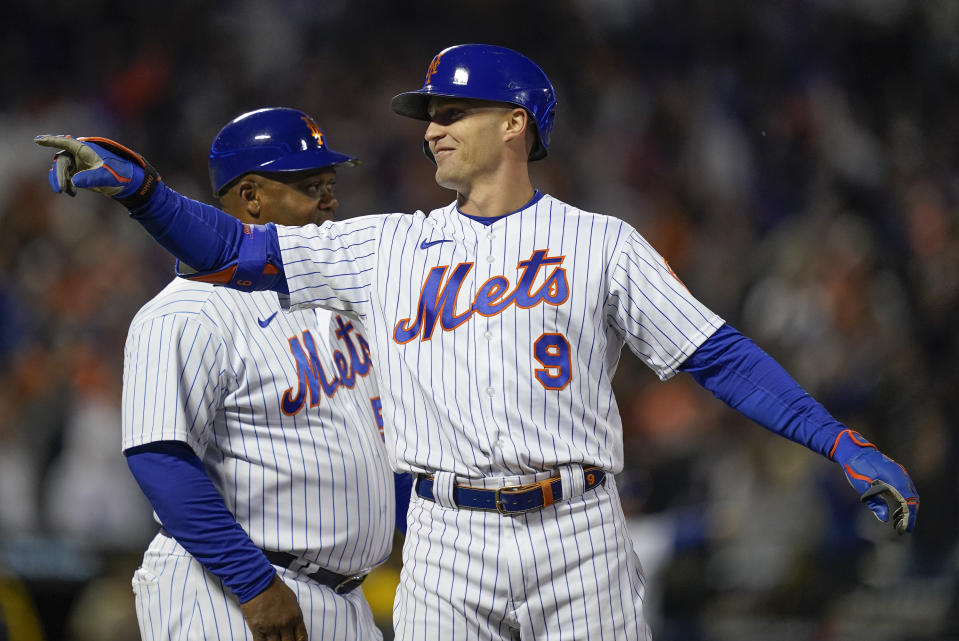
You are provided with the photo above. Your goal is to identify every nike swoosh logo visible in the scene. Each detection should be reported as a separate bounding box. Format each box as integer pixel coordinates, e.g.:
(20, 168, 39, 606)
(257, 312, 278, 328)
(420, 238, 454, 249)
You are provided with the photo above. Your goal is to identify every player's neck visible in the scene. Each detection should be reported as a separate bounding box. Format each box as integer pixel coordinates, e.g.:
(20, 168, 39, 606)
(456, 170, 534, 218)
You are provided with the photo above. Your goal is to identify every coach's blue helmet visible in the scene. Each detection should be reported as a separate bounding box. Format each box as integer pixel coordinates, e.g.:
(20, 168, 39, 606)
(208, 107, 358, 197)
(391, 44, 557, 161)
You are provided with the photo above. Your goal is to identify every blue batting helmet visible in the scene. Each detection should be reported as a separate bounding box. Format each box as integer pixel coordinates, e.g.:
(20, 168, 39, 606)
(208, 107, 358, 197)
(391, 44, 557, 161)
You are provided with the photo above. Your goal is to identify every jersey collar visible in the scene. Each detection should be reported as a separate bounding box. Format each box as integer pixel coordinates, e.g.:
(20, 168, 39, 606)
(456, 190, 544, 226)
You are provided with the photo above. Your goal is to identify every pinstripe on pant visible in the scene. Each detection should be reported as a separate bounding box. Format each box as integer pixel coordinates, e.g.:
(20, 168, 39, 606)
(393, 476, 651, 641)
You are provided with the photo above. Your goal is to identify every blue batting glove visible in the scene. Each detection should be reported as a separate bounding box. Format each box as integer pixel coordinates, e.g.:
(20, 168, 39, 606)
(830, 429, 919, 534)
(34, 135, 160, 208)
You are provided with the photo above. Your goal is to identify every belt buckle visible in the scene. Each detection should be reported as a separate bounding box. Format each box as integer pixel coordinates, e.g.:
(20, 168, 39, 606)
(333, 573, 367, 595)
(494, 482, 540, 515)
(494, 486, 511, 514)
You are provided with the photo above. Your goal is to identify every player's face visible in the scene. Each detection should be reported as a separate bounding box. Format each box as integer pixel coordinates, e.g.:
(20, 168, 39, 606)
(425, 98, 513, 191)
(256, 168, 339, 226)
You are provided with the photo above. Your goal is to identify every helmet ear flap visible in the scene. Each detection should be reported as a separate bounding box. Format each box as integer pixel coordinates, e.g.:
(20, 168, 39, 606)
(538, 105, 556, 145)
(528, 106, 555, 161)
(422, 140, 437, 167)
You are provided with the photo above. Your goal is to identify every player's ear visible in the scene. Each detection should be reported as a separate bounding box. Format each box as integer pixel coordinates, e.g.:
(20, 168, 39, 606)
(503, 108, 532, 156)
(503, 108, 528, 140)
(237, 179, 262, 219)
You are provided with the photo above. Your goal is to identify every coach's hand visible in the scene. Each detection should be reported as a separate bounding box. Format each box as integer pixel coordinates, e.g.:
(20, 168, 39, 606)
(34, 134, 160, 208)
(831, 429, 919, 534)
(240, 575, 308, 641)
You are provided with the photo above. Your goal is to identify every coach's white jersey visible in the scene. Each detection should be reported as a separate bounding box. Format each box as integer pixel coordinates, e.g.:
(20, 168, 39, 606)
(122, 279, 394, 575)
(277, 193, 723, 478)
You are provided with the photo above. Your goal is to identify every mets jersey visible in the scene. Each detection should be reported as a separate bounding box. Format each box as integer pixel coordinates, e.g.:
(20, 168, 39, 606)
(275, 193, 724, 479)
(121, 278, 394, 574)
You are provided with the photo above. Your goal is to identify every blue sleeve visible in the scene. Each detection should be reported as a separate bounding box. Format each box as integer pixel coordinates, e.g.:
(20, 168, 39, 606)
(128, 183, 287, 293)
(125, 441, 276, 603)
(128, 183, 244, 271)
(394, 472, 413, 535)
(679, 323, 846, 459)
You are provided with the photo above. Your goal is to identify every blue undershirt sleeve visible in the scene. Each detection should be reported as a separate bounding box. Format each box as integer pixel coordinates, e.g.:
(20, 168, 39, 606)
(128, 183, 244, 271)
(678, 323, 846, 458)
(128, 183, 287, 293)
(124, 441, 277, 603)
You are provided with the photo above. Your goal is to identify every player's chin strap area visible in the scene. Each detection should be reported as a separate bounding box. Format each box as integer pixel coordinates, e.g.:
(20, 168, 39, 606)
(414, 465, 606, 515)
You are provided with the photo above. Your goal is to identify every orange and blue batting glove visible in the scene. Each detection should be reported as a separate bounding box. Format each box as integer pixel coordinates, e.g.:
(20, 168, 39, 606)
(35, 133, 285, 293)
(34, 134, 160, 208)
(830, 429, 919, 534)
(682, 325, 920, 536)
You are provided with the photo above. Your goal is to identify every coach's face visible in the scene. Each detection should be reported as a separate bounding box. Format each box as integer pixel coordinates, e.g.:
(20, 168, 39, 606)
(425, 97, 514, 191)
(226, 168, 339, 227)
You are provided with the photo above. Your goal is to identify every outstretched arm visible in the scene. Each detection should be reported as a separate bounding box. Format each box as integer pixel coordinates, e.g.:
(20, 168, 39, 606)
(35, 135, 286, 292)
(680, 323, 919, 534)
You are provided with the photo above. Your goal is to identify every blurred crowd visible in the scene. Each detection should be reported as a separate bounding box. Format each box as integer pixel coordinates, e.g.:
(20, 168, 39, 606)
(1, 1, 957, 639)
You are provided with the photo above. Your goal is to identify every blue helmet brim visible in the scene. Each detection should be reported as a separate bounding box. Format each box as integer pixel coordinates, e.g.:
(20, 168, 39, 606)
(215, 148, 359, 196)
(256, 147, 359, 172)
(390, 91, 434, 122)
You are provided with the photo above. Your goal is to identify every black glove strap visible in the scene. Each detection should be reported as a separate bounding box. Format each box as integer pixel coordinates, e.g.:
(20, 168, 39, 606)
(76, 136, 162, 209)
(115, 162, 160, 209)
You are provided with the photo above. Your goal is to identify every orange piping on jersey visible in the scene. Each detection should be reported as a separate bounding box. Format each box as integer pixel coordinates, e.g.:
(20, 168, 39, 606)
(185, 265, 238, 284)
(182, 264, 277, 284)
(663, 257, 690, 291)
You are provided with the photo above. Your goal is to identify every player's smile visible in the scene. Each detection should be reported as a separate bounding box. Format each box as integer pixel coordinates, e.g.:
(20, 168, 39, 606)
(432, 144, 455, 159)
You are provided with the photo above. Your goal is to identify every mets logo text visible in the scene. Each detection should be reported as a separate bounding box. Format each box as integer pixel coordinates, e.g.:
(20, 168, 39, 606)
(282, 315, 372, 414)
(393, 249, 569, 343)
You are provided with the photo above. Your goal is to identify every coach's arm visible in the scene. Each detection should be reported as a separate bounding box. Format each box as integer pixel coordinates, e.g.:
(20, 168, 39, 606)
(125, 441, 308, 641)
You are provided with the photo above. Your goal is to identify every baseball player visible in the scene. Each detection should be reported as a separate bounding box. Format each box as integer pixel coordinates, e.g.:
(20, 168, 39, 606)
(97, 108, 407, 641)
(37, 44, 919, 641)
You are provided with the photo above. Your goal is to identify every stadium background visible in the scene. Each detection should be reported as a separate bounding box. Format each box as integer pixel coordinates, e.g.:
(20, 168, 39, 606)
(0, 1, 956, 639)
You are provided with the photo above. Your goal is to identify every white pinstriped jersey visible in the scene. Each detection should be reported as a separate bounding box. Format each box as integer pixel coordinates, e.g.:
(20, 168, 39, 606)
(276, 193, 723, 479)
(122, 279, 394, 575)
